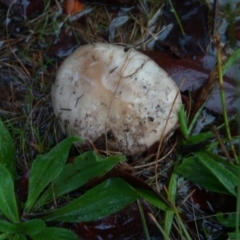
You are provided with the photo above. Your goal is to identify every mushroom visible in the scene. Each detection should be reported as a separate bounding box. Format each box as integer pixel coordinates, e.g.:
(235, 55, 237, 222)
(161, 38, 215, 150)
(51, 43, 182, 155)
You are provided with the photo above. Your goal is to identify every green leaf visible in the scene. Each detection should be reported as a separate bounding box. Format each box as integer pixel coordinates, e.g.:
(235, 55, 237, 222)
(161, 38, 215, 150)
(11, 233, 27, 240)
(176, 152, 238, 196)
(164, 210, 174, 240)
(0, 219, 45, 238)
(0, 119, 16, 178)
(204, 151, 238, 177)
(216, 212, 238, 228)
(43, 178, 139, 222)
(196, 152, 237, 196)
(136, 188, 169, 211)
(178, 105, 189, 139)
(177, 156, 229, 194)
(223, 48, 240, 74)
(188, 103, 205, 134)
(25, 137, 81, 212)
(0, 220, 18, 233)
(0, 164, 19, 222)
(187, 131, 213, 144)
(36, 151, 124, 207)
(31, 227, 79, 240)
(19, 219, 46, 236)
(227, 231, 240, 240)
(164, 171, 178, 237)
(0, 233, 12, 240)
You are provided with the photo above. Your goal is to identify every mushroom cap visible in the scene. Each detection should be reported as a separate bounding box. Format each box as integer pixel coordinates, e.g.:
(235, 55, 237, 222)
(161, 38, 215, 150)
(51, 43, 182, 155)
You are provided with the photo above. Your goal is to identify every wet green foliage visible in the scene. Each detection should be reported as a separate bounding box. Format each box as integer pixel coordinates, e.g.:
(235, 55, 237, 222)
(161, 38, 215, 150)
(176, 101, 240, 238)
(0, 119, 167, 239)
(177, 104, 238, 195)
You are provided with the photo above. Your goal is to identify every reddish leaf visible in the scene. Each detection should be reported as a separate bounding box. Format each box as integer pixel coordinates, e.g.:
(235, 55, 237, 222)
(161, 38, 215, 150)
(191, 186, 236, 213)
(158, 0, 210, 57)
(47, 30, 87, 58)
(144, 51, 237, 115)
(65, 0, 85, 15)
(74, 201, 160, 239)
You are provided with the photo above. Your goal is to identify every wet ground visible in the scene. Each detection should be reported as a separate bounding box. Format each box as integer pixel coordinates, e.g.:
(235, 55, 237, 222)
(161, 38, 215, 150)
(1, 0, 240, 239)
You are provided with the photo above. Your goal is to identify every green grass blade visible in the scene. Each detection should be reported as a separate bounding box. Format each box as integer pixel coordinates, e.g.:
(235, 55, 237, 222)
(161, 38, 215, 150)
(178, 105, 189, 139)
(0, 164, 19, 222)
(25, 136, 81, 212)
(164, 171, 177, 238)
(217, 47, 238, 163)
(236, 162, 240, 239)
(149, 213, 171, 240)
(167, 0, 185, 35)
(43, 178, 139, 222)
(0, 119, 16, 178)
(174, 209, 192, 240)
(188, 103, 205, 134)
(137, 200, 150, 240)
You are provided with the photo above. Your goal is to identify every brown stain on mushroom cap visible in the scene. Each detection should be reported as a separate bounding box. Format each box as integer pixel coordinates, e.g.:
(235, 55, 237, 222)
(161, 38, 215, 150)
(52, 43, 182, 155)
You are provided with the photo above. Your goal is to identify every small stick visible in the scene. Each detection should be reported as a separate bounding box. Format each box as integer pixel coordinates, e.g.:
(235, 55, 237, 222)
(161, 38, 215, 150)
(211, 125, 233, 163)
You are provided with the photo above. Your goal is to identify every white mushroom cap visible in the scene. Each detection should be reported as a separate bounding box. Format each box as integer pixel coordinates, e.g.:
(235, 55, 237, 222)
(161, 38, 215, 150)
(51, 43, 182, 155)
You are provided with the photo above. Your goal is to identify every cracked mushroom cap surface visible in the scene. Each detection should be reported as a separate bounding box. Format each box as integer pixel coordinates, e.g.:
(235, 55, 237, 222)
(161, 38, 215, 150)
(51, 43, 182, 155)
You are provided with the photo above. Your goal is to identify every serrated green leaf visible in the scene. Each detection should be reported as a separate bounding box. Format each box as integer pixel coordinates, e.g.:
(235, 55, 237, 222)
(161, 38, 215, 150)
(19, 219, 46, 236)
(0, 164, 19, 222)
(176, 153, 238, 196)
(0, 220, 18, 233)
(25, 136, 82, 212)
(0, 119, 16, 178)
(31, 227, 79, 240)
(36, 151, 124, 207)
(43, 178, 139, 222)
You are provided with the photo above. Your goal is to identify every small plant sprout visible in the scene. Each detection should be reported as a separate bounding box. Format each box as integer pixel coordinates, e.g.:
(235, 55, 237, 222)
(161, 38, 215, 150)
(51, 43, 182, 155)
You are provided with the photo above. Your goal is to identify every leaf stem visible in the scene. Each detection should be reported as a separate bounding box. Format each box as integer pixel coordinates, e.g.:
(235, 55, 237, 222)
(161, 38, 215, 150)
(217, 44, 239, 164)
(167, 0, 185, 35)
